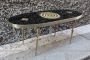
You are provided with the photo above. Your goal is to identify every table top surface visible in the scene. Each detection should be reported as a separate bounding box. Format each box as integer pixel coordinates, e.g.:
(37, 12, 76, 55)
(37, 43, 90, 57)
(8, 9, 83, 29)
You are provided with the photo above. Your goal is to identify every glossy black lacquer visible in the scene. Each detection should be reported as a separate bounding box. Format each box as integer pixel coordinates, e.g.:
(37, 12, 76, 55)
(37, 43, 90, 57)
(8, 9, 82, 25)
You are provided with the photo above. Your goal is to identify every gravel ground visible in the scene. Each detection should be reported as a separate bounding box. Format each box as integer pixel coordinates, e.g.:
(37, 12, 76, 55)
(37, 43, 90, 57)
(0, 0, 90, 45)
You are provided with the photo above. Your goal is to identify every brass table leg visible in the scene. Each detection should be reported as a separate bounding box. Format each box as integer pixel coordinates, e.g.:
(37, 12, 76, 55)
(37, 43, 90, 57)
(11, 27, 15, 48)
(70, 24, 74, 43)
(50, 25, 57, 41)
(70, 21, 76, 44)
(53, 26, 57, 41)
(54, 31, 56, 38)
(22, 28, 25, 45)
(13, 27, 15, 35)
(35, 28, 40, 56)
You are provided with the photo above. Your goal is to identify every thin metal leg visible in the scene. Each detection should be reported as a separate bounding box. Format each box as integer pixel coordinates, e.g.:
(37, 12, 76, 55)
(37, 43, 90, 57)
(22, 28, 25, 45)
(11, 27, 15, 48)
(53, 26, 56, 36)
(54, 31, 56, 38)
(35, 28, 39, 56)
(13, 27, 15, 35)
(53, 25, 57, 42)
(70, 24, 74, 43)
(70, 21, 76, 44)
(54, 28, 56, 41)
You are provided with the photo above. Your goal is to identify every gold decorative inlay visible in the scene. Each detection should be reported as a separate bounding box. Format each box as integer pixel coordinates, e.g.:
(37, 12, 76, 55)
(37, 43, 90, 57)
(39, 12, 60, 19)
(21, 18, 28, 21)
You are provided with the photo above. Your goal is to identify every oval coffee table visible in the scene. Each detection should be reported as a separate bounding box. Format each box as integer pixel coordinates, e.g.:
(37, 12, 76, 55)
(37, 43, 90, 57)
(8, 9, 83, 56)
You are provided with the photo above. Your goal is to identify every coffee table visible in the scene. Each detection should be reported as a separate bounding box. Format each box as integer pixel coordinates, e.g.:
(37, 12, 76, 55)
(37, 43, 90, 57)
(8, 9, 83, 56)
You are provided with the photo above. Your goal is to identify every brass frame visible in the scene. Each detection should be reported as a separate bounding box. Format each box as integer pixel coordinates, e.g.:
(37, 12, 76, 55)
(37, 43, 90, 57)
(8, 15, 83, 29)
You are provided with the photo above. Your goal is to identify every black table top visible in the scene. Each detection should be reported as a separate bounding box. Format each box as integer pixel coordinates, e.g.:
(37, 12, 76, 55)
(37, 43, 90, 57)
(8, 9, 82, 25)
